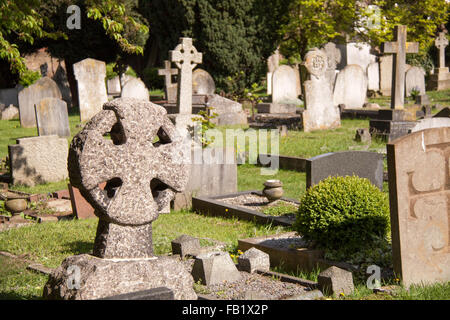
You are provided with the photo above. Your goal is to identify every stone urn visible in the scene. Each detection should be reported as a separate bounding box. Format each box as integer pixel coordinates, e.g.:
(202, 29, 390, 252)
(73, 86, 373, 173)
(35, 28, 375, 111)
(263, 180, 283, 202)
(4, 192, 27, 215)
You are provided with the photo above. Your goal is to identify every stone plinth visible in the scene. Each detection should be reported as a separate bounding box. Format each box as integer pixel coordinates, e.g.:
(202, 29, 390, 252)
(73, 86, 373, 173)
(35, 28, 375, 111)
(43, 254, 196, 300)
(429, 68, 450, 91)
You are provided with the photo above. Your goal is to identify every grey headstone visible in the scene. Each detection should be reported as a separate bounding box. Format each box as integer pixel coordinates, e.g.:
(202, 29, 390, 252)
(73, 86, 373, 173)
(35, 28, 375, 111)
(191, 251, 241, 286)
(415, 94, 430, 106)
(318, 266, 354, 296)
(107, 76, 121, 95)
(333, 64, 368, 109)
(171, 234, 201, 258)
(405, 66, 426, 97)
(206, 94, 247, 125)
(35, 97, 70, 137)
(193, 69, 215, 95)
(0, 88, 19, 107)
(9, 135, 68, 186)
(302, 48, 341, 132)
(306, 151, 384, 189)
(18, 77, 62, 128)
(237, 247, 270, 273)
(321, 42, 341, 89)
(272, 65, 299, 104)
(53, 63, 72, 108)
(121, 77, 149, 101)
(73, 58, 108, 122)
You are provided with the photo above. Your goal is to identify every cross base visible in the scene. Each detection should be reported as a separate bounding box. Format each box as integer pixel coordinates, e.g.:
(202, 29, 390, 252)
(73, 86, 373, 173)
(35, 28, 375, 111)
(93, 219, 153, 259)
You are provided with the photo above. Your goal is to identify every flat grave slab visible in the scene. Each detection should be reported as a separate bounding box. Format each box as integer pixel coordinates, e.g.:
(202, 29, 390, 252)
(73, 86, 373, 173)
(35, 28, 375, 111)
(192, 191, 299, 227)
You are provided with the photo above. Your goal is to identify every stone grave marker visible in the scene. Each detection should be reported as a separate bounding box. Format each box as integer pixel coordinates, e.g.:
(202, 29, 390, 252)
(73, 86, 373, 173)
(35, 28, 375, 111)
(405, 66, 426, 97)
(35, 97, 70, 137)
(43, 98, 196, 300)
(107, 76, 121, 97)
(266, 49, 282, 95)
(8, 135, 68, 187)
(121, 77, 149, 101)
(306, 151, 384, 189)
(387, 127, 449, 287)
(380, 55, 393, 96)
(367, 62, 380, 92)
(272, 65, 299, 104)
(302, 48, 341, 132)
(73, 58, 108, 122)
(0, 105, 19, 120)
(409, 117, 450, 133)
(17, 77, 62, 128)
(321, 42, 341, 90)
(0, 87, 19, 107)
(382, 25, 419, 109)
(192, 68, 215, 95)
(333, 64, 368, 109)
(429, 32, 450, 90)
(158, 60, 178, 102)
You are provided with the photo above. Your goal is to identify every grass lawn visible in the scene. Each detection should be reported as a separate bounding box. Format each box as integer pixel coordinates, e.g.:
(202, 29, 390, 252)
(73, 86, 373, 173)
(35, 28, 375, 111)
(0, 93, 449, 300)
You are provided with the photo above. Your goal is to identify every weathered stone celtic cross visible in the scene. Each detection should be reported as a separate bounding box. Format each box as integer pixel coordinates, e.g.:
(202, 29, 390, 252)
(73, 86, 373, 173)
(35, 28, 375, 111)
(382, 25, 419, 110)
(169, 38, 203, 114)
(435, 32, 449, 70)
(68, 98, 189, 259)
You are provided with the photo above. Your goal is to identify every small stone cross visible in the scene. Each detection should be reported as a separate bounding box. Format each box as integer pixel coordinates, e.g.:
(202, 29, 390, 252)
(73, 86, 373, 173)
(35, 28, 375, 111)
(169, 38, 202, 114)
(382, 25, 419, 110)
(435, 32, 449, 69)
(158, 60, 178, 89)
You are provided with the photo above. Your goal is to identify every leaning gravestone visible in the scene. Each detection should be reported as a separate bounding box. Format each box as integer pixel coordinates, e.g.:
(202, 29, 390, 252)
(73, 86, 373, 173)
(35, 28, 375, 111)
(35, 97, 71, 137)
(333, 64, 368, 109)
(306, 151, 384, 190)
(8, 135, 68, 187)
(18, 77, 62, 128)
(405, 66, 426, 97)
(302, 48, 341, 132)
(73, 58, 108, 122)
(43, 98, 196, 300)
(121, 77, 150, 101)
(387, 127, 449, 288)
(192, 68, 215, 95)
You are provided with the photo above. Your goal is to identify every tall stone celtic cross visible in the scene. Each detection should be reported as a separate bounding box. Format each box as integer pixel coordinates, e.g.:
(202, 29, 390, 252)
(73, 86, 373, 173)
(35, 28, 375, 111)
(382, 25, 419, 110)
(169, 38, 203, 114)
(68, 98, 189, 259)
(435, 32, 449, 70)
(158, 60, 178, 89)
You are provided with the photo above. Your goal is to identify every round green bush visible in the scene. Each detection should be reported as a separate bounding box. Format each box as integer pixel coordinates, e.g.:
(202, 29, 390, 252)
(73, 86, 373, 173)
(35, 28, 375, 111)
(294, 176, 390, 252)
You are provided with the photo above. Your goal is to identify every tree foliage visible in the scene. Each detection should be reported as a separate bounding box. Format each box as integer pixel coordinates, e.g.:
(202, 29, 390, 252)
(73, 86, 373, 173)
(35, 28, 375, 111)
(0, 0, 148, 79)
(279, 0, 449, 59)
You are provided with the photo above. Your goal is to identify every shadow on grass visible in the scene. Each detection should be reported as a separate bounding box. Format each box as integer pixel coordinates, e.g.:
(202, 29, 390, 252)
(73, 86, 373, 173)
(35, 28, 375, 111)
(63, 241, 93, 256)
(0, 291, 42, 300)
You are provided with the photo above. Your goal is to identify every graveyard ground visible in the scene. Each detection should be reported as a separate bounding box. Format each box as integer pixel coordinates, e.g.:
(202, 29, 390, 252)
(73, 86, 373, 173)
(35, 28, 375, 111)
(1, 91, 450, 300)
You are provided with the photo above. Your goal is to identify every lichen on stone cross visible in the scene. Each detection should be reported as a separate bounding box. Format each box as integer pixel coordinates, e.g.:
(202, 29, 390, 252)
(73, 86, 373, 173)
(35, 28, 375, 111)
(169, 38, 203, 114)
(68, 98, 189, 259)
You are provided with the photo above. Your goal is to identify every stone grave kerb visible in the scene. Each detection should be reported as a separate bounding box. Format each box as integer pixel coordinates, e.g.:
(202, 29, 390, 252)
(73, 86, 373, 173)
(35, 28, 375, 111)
(382, 25, 419, 110)
(68, 98, 189, 259)
(435, 32, 449, 71)
(169, 38, 203, 114)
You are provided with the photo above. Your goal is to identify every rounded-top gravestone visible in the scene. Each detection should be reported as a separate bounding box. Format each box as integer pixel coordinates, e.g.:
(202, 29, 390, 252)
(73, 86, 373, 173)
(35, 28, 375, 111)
(121, 77, 150, 101)
(192, 68, 215, 95)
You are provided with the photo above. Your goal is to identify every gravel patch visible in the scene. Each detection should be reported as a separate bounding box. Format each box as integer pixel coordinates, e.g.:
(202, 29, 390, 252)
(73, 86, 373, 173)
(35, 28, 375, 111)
(220, 194, 298, 214)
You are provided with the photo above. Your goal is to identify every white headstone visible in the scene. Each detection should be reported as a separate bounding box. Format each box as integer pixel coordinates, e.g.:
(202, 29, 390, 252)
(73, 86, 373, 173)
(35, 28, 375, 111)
(35, 97, 71, 137)
(107, 76, 121, 96)
(73, 58, 108, 122)
(121, 77, 149, 101)
(333, 64, 368, 109)
(302, 49, 341, 132)
(367, 62, 380, 91)
(380, 55, 393, 96)
(405, 66, 426, 97)
(272, 65, 298, 104)
(192, 69, 215, 95)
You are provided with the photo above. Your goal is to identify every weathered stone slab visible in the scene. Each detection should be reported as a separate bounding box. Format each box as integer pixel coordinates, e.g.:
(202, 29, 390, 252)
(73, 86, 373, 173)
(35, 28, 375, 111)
(35, 97, 70, 137)
(206, 94, 247, 125)
(18, 77, 62, 128)
(318, 266, 354, 296)
(306, 151, 384, 189)
(107, 76, 121, 96)
(0, 88, 19, 107)
(387, 127, 449, 287)
(333, 64, 367, 109)
(73, 58, 108, 122)
(302, 49, 341, 132)
(405, 66, 426, 97)
(193, 69, 215, 95)
(121, 77, 149, 101)
(9, 135, 68, 186)
(238, 247, 270, 273)
(272, 65, 299, 104)
(171, 234, 201, 258)
(0, 105, 19, 120)
(409, 117, 450, 133)
(380, 55, 393, 96)
(367, 62, 380, 91)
